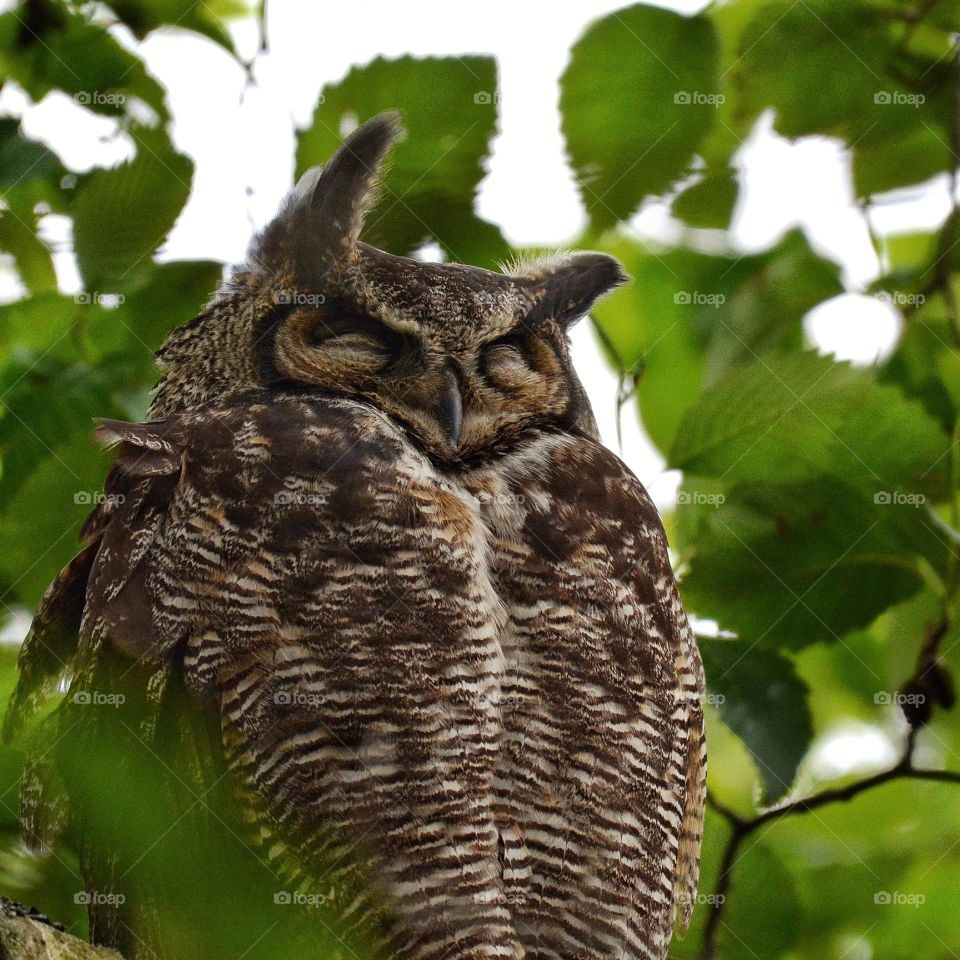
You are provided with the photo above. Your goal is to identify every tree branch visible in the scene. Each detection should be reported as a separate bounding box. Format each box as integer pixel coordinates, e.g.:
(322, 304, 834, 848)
(0, 912, 124, 960)
(702, 738, 960, 958)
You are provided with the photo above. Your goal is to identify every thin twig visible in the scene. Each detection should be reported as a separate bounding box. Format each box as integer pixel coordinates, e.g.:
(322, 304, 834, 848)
(703, 740, 960, 958)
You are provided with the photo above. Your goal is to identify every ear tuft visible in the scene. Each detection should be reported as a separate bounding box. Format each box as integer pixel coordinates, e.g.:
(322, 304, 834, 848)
(510, 252, 629, 328)
(248, 112, 405, 281)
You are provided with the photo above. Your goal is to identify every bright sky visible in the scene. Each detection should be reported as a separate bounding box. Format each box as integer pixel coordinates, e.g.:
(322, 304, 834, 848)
(2, 0, 953, 504)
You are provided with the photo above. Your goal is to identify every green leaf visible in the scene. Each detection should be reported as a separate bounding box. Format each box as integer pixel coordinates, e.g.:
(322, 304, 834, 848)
(718, 842, 801, 959)
(854, 124, 953, 199)
(728, 0, 956, 198)
(757, 779, 960, 958)
(879, 299, 958, 434)
(591, 231, 842, 454)
(0, 425, 108, 606)
(678, 479, 946, 651)
(701, 230, 843, 385)
(0, 117, 65, 196)
(701, 640, 813, 801)
(72, 129, 193, 289)
(671, 169, 738, 230)
(87, 259, 224, 358)
(0, 209, 56, 293)
(0, 294, 77, 362)
(0, 357, 133, 512)
(297, 55, 506, 263)
(103, 0, 246, 55)
(795, 626, 892, 728)
(560, 4, 719, 227)
(0, 2, 169, 122)
(669, 350, 950, 493)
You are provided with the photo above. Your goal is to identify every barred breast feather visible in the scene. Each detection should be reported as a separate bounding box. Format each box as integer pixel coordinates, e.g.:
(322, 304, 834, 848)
(9, 392, 704, 960)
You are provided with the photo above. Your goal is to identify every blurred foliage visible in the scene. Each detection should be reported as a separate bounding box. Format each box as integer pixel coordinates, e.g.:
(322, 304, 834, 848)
(0, 0, 958, 958)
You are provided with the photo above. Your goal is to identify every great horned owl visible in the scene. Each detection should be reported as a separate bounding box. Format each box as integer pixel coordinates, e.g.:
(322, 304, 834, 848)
(8, 114, 705, 960)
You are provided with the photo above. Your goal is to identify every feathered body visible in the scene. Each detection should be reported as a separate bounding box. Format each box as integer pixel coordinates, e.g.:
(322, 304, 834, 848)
(7, 114, 705, 960)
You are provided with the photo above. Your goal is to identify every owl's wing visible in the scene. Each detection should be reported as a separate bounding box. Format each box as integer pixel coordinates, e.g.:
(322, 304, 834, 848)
(5, 417, 247, 959)
(37, 395, 519, 958)
(473, 432, 706, 959)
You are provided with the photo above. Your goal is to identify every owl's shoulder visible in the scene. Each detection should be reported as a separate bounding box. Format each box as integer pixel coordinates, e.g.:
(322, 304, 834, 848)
(182, 392, 423, 480)
(97, 393, 435, 505)
(482, 430, 665, 543)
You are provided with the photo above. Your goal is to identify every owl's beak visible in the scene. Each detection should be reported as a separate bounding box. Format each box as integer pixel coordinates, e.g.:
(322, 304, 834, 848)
(438, 369, 463, 447)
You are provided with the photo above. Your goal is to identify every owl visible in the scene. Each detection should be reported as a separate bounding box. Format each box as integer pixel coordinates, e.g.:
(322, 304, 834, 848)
(7, 114, 705, 960)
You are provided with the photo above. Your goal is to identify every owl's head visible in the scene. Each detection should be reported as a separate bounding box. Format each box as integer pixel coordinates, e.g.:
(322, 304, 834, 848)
(155, 113, 626, 463)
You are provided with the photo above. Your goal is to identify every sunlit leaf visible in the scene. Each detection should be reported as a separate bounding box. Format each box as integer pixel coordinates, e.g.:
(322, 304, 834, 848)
(669, 350, 950, 493)
(592, 231, 843, 453)
(701, 640, 813, 801)
(560, 4, 719, 226)
(679, 479, 947, 650)
(0, 2, 169, 121)
(671, 169, 738, 230)
(297, 55, 508, 265)
(72, 129, 193, 289)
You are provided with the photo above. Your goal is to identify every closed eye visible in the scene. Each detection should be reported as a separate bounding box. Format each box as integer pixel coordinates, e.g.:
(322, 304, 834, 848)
(482, 333, 534, 388)
(319, 331, 390, 361)
(308, 309, 414, 369)
(310, 312, 393, 346)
